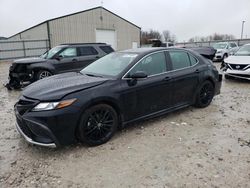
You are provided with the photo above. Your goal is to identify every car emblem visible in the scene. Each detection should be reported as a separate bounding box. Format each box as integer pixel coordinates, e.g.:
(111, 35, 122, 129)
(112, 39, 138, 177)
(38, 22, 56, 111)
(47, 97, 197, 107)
(236, 65, 240, 69)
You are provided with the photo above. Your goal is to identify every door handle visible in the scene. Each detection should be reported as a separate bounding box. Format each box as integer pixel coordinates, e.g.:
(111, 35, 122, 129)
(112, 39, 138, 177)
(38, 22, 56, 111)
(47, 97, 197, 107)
(163, 76, 172, 81)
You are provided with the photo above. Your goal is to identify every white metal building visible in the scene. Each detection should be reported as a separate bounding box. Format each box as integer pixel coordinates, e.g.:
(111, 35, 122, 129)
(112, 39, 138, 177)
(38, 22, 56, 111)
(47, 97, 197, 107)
(8, 6, 141, 50)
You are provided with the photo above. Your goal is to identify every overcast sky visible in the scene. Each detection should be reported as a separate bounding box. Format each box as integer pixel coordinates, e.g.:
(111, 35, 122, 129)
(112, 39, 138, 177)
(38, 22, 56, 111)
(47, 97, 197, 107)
(0, 0, 249, 42)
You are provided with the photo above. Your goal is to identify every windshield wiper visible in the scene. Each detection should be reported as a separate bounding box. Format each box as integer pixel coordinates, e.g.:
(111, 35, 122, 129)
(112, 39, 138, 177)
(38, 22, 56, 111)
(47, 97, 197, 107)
(85, 73, 103, 78)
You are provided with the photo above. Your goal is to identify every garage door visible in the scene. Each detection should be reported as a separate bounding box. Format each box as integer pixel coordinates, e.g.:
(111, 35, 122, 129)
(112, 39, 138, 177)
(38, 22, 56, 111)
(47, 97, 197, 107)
(96, 29, 117, 50)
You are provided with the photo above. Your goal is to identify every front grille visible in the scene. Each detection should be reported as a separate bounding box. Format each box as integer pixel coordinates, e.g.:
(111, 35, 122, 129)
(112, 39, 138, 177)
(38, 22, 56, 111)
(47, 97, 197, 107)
(228, 64, 249, 70)
(16, 97, 38, 115)
(17, 118, 33, 138)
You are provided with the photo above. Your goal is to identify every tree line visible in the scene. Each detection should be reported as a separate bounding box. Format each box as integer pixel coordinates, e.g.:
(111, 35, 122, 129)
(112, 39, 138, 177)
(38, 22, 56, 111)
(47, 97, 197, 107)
(141, 29, 236, 44)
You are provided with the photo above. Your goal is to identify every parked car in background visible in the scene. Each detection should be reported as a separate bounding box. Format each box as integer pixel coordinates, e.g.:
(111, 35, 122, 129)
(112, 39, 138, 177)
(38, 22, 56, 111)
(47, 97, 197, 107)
(223, 43, 250, 80)
(212, 42, 239, 61)
(14, 47, 222, 147)
(5, 43, 114, 90)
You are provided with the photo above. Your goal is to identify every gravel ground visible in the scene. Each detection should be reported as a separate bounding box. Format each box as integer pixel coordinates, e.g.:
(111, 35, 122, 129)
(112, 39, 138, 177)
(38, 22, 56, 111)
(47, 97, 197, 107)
(0, 61, 250, 188)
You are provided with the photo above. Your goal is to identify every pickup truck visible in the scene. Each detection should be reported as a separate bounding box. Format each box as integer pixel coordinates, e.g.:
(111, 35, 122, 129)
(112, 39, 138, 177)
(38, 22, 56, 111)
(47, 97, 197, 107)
(212, 42, 239, 61)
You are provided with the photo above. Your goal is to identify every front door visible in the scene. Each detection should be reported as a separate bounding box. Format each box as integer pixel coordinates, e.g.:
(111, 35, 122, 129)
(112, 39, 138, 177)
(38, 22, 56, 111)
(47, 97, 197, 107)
(120, 51, 173, 121)
(53, 47, 78, 73)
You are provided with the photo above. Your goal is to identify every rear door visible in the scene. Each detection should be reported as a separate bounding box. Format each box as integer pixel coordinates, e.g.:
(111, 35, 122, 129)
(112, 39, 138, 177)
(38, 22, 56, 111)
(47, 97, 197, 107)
(76, 46, 100, 70)
(167, 50, 200, 106)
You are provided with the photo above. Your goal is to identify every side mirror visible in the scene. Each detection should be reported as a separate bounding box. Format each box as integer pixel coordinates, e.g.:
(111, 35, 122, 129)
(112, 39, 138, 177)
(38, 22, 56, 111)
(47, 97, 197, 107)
(129, 71, 148, 79)
(54, 54, 63, 61)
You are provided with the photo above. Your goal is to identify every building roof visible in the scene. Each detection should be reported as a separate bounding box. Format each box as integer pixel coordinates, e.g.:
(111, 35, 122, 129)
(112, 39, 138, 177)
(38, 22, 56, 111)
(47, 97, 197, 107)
(8, 6, 141, 39)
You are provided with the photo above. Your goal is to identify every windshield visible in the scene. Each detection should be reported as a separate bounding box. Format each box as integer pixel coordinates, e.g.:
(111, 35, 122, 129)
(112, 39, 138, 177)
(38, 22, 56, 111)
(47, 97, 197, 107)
(235, 45, 250, 56)
(80, 52, 138, 77)
(40, 46, 64, 59)
(213, 43, 227, 50)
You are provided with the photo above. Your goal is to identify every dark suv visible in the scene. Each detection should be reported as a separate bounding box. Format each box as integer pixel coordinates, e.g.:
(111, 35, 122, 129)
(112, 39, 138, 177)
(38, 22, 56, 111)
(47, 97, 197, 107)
(6, 43, 114, 89)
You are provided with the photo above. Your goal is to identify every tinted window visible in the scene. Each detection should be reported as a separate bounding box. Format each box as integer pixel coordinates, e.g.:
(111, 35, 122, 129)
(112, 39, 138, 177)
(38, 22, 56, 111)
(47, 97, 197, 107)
(189, 55, 198, 66)
(230, 43, 236, 48)
(59, 47, 77, 58)
(78, 47, 98, 56)
(169, 51, 190, 70)
(99, 46, 114, 54)
(129, 52, 167, 76)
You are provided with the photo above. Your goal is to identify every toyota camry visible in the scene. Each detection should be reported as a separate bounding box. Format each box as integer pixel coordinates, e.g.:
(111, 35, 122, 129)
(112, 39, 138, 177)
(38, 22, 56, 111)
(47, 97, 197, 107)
(14, 48, 222, 147)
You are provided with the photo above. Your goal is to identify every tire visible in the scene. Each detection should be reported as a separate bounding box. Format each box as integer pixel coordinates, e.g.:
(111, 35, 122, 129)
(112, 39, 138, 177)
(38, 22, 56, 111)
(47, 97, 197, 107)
(194, 81, 215, 108)
(225, 74, 230, 79)
(36, 70, 52, 80)
(78, 104, 118, 146)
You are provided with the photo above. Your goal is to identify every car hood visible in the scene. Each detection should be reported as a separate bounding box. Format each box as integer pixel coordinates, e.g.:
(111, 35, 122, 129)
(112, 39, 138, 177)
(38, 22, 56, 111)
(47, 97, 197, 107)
(215, 48, 225, 52)
(14, 57, 47, 64)
(224, 56, 250, 65)
(23, 72, 108, 101)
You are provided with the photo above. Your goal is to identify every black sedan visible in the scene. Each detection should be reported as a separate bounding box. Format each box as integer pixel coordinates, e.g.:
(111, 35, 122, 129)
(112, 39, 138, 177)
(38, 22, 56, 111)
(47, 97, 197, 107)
(14, 48, 222, 147)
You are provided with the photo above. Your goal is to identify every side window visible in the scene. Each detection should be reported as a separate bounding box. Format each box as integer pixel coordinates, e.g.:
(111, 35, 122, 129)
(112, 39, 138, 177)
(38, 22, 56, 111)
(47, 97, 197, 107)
(129, 52, 167, 76)
(189, 55, 198, 66)
(99, 46, 114, 54)
(169, 51, 191, 70)
(78, 47, 98, 56)
(230, 43, 236, 48)
(59, 47, 77, 58)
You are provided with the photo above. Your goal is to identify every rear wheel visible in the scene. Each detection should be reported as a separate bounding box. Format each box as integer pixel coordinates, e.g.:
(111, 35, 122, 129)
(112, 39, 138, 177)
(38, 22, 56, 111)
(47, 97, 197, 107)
(36, 70, 52, 80)
(78, 104, 118, 146)
(194, 81, 215, 108)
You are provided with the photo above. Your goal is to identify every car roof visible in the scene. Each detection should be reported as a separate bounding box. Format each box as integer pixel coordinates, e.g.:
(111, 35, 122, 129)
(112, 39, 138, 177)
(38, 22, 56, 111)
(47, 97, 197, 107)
(120, 47, 194, 55)
(60, 43, 109, 46)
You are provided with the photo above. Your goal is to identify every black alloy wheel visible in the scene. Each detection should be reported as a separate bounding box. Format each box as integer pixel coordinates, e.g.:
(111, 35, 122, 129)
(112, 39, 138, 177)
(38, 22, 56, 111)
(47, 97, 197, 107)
(78, 104, 118, 146)
(194, 81, 214, 108)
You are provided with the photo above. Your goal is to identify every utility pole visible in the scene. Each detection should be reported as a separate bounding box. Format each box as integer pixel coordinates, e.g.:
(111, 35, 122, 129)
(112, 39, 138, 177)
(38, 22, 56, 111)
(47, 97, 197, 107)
(241, 21, 245, 39)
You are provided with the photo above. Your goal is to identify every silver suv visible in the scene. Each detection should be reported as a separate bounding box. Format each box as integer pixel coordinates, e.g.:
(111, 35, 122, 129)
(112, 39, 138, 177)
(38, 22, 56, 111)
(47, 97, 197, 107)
(212, 42, 239, 61)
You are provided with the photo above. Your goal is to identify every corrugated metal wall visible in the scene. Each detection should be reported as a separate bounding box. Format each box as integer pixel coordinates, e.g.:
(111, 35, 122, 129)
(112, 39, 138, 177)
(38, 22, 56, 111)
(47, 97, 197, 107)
(0, 40, 49, 60)
(49, 7, 140, 50)
(8, 23, 48, 41)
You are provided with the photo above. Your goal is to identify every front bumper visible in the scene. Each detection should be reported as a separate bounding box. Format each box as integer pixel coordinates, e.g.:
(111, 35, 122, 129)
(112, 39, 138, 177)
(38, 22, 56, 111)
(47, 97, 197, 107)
(16, 122, 56, 148)
(14, 97, 81, 147)
(225, 69, 250, 80)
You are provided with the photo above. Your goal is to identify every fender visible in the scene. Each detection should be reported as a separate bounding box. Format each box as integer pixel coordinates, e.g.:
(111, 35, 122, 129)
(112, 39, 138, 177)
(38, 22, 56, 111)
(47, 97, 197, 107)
(28, 62, 56, 74)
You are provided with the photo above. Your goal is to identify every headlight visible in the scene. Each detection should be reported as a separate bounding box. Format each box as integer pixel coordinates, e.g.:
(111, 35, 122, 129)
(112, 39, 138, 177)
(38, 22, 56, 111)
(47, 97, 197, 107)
(32, 98, 77, 111)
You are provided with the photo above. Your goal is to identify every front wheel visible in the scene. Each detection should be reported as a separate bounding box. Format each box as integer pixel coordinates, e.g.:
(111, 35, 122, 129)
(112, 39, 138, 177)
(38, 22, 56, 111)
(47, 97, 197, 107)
(194, 81, 215, 108)
(36, 70, 52, 80)
(78, 104, 118, 146)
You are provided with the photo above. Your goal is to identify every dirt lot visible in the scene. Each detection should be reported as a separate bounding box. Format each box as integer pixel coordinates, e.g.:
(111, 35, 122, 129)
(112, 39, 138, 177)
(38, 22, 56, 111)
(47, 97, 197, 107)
(0, 61, 250, 188)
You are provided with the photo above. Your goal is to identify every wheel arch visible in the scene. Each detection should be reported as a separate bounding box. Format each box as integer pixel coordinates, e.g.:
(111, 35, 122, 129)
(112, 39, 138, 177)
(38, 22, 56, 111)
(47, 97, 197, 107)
(74, 97, 123, 142)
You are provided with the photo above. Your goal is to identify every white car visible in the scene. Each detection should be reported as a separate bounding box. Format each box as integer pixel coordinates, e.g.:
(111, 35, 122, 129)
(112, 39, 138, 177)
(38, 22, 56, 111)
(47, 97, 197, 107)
(223, 44, 250, 80)
(213, 42, 239, 61)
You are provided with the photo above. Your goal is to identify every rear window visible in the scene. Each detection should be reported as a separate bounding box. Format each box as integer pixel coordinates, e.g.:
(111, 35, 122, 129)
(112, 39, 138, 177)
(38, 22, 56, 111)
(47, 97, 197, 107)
(78, 47, 98, 56)
(99, 46, 114, 54)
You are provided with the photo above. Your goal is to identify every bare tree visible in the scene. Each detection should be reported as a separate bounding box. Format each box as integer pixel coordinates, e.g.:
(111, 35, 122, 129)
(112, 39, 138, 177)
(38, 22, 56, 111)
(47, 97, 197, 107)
(162, 30, 176, 42)
(141, 30, 162, 44)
